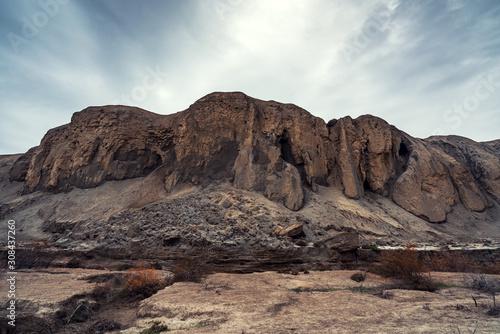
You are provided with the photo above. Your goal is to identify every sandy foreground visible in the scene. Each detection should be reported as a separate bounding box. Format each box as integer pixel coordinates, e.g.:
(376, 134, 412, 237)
(1, 269, 499, 333)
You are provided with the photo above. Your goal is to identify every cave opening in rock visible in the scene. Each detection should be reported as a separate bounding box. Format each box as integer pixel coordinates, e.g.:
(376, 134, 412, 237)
(279, 131, 294, 165)
(363, 178, 371, 191)
(399, 142, 409, 157)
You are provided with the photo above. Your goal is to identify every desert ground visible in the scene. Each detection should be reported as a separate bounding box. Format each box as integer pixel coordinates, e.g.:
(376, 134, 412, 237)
(1, 268, 499, 333)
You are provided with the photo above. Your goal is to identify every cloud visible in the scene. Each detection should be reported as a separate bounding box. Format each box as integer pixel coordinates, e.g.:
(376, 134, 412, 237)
(1, 0, 499, 154)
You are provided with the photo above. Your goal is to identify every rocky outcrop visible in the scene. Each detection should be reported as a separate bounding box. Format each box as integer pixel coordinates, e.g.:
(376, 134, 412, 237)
(324, 232, 360, 252)
(392, 137, 493, 222)
(277, 223, 304, 238)
(9, 92, 500, 222)
(10, 106, 169, 192)
(328, 115, 407, 199)
(10, 93, 328, 211)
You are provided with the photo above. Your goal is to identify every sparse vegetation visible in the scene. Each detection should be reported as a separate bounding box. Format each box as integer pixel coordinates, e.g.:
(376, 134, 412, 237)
(9, 265, 500, 333)
(467, 274, 500, 316)
(66, 301, 93, 324)
(448, 323, 478, 334)
(428, 251, 480, 273)
(378, 244, 425, 280)
(140, 321, 170, 333)
(290, 286, 336, 293)
(88, 273, 125, 304)
(267, 297, 297, 313)
(195, 319, 227, 328)
(59, 295, 98, 326)
(372, 243, 436, 291)
(125, 262, 164, 298)
(426, 251, 500, 274)
(349, 286, 373, 293)
(370, 244, 381, 252)
(434, 282, 461, 289)
(350, 271, 366, 282)
(172, 258, 207, 283)
(90, 281, 113, 301)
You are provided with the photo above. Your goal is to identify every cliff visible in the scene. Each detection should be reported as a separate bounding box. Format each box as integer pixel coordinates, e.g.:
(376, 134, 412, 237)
(9, 92, 499, 223)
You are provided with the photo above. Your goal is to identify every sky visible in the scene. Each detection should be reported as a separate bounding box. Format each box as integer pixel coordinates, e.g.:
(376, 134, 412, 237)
(1, 0, 499, 154)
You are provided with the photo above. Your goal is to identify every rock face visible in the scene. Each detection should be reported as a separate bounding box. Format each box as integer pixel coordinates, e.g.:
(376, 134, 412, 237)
(324, 232, 360, 253)
(278, 223, 304, 238)
(392, 137, 495, 222)
(9, 92, 500, 222)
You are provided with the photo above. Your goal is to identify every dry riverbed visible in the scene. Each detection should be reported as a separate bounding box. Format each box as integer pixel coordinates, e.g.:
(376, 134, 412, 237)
(1, 269, 499, 333)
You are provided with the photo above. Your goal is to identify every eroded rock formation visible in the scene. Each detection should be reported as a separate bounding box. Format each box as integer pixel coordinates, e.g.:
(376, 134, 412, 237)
(9, 92, 500, 223)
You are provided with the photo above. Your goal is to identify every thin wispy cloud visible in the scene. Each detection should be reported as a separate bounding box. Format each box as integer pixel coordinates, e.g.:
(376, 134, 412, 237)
(1, 0, 499, 154)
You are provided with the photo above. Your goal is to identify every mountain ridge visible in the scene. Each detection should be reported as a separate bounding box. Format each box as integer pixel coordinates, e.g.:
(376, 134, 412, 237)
(1, 92, 499, 271)
(8, 91, 499, 223)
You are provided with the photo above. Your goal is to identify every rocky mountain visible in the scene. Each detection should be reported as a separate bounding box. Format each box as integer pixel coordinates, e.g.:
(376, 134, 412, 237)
(1, 92, 499, 270)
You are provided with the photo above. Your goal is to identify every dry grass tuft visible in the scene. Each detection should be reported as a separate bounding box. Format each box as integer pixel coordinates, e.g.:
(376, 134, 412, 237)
(371, 244, 435, 291)
(125, 263, 164, 298)
(172, 258, 207, 283)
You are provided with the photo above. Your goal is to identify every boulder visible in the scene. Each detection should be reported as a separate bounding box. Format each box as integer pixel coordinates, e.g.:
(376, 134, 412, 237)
(325, 232, 360, 252)
(273, 227, 283, 235)
(220, 199, 233, 209)
(278, 223, 304, 238)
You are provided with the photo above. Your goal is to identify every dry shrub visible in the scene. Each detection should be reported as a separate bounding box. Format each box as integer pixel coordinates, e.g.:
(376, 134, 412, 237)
(482, 263, 500, 275)
(428, 251, 500, 274)
(125, 263, 164, 297)
(372, 244, 435, 291)
(32, 239, 52, 252)
(468, 274, 499, 316)
(140, 321, 170, 333)
(172, 258, 207, 283)
(378, 244, 426, 280)
(427, 251, 479, 273)
(350, 271, 366, 283)
(91, 282, 113, 301)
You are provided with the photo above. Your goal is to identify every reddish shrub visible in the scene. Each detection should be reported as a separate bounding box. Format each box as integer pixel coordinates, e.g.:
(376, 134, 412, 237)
(125, 263, 163, 297)
(427, 251, 479, 273)
(379, 244, 425, 280)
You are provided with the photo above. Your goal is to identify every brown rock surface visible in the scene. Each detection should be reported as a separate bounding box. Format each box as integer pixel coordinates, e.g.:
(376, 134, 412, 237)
(328, 115, 404, 199)
(10, 93, 330, 211)
(324, 232, 360, 252)
(278, 222, 304, 237)
(3, 91, 500, 256)
(392, 137, 493, 222)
